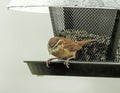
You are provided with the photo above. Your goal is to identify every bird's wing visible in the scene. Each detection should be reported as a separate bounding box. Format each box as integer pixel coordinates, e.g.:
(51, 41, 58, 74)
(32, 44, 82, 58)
(63, 39, 96, 52)
(63, 41, 81, 52)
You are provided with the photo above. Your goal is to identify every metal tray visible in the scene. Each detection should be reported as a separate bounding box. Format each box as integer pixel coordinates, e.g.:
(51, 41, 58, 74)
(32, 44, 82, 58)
(24, 61, 120, 77)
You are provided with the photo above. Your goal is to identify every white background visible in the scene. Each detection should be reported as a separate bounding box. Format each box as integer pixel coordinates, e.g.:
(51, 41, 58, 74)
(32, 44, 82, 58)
(0, 0, 120, 93)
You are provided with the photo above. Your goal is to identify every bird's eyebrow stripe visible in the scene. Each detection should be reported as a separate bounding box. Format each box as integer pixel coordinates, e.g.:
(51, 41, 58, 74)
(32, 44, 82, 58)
(52, 39, 62, 49)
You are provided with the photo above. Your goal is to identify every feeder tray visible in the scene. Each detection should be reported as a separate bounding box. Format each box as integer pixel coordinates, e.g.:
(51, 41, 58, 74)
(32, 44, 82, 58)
(24, 61, 120, 77)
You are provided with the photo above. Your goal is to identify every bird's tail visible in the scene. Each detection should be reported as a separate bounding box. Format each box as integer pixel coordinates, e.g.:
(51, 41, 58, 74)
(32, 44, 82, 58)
(77, 39, 96, 46)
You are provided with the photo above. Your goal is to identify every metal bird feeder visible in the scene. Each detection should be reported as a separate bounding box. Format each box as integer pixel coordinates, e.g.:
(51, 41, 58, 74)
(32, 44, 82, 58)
(8, 0, 120, 77)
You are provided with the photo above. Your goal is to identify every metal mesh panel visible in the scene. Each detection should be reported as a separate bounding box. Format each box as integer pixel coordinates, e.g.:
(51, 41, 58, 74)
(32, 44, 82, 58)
(49, 7, 65, 32)
(49, 7, 117, 62)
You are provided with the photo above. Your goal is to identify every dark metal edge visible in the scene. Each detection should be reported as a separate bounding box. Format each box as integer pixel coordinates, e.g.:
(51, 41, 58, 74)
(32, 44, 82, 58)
(24, 61, 120, 78)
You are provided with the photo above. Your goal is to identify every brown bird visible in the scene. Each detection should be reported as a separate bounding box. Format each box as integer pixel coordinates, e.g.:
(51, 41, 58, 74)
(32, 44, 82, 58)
(46, 36, 95, 68)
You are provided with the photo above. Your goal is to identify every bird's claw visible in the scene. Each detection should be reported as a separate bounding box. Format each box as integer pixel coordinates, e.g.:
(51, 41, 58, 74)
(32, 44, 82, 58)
(46, 59, 51, 68)
(64, 60, 70, 68)
(46, 58, 58, 68)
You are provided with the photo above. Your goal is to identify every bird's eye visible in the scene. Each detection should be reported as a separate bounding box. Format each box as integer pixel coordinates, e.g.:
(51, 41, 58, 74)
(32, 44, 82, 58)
(54, 45, 57, 48)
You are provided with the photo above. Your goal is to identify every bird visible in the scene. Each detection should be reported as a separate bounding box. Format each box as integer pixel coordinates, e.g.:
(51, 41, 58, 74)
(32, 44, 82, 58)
(46, 36, 96, 68)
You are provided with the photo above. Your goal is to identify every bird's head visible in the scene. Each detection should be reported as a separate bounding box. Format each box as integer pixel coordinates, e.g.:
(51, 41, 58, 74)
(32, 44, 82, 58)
(48, 37, 63, 54)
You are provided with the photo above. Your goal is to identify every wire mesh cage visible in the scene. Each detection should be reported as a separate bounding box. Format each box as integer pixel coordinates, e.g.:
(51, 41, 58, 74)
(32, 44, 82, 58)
(49, 7, 120, 62)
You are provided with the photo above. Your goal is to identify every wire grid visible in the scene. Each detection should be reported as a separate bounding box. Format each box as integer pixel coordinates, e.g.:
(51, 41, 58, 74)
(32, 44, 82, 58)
(49, 7, 118, 62)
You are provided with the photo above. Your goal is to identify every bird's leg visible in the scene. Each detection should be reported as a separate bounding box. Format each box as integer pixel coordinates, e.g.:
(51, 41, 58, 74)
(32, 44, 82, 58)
(64, 57, 75, 68)
(46, 58, 58, 68)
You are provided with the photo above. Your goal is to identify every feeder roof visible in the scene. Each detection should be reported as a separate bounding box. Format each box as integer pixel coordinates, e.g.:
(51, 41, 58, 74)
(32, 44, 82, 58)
(8, 0, 120, 10)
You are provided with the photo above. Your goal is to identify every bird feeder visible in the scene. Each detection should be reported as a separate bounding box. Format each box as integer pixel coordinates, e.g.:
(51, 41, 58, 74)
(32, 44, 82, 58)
(8, 0, 120, 77)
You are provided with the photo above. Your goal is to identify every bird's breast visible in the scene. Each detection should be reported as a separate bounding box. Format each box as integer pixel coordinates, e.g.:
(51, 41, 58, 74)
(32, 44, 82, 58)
(50, 46, 64, 58)
(49, 45, 75, 59)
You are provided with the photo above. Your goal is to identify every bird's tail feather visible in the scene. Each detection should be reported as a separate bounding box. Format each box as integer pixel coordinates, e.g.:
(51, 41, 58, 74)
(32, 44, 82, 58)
(77, 39, 96, 45)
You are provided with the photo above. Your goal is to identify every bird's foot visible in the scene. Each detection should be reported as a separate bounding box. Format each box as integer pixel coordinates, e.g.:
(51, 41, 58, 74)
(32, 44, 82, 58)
(46, 58, 58, 68)
(63, 57, 75, 68)
(64, 60, 70, 69)
(46, 59, 51, 68)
